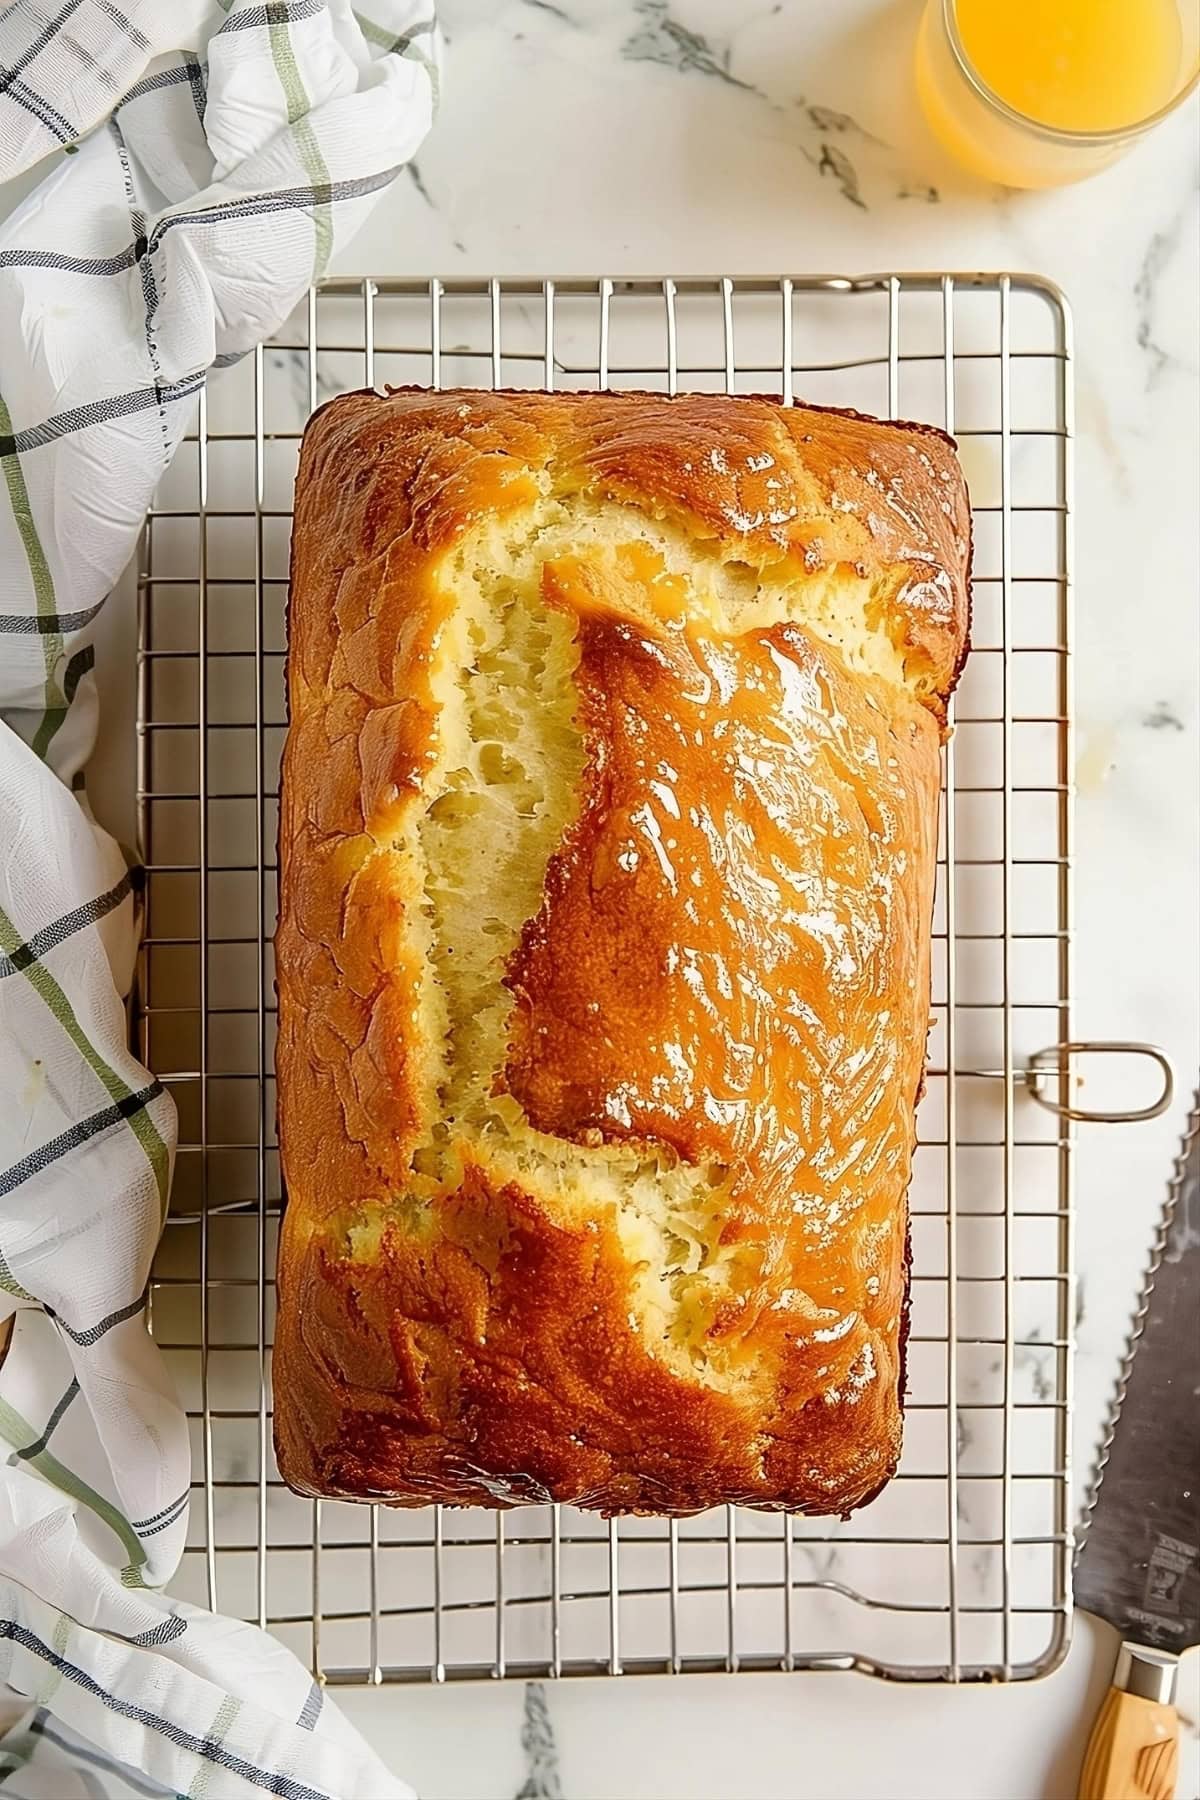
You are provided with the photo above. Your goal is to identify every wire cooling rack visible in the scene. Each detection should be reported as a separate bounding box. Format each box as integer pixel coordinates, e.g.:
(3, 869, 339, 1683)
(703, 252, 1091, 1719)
(136, 272, 1087, 1688)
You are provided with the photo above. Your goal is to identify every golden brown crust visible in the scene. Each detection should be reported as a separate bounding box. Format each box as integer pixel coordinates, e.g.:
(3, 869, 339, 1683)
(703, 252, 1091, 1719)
(276, 1161, 906, 1512)
(274, 388, 970, 1517)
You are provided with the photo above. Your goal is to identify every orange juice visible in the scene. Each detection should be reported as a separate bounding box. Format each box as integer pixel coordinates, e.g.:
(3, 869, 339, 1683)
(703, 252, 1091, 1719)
(916, 0, 1192, 186)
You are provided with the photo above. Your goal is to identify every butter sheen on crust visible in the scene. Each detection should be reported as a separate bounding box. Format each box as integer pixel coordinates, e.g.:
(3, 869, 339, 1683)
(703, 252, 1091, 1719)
(273, 388, 971, 1516)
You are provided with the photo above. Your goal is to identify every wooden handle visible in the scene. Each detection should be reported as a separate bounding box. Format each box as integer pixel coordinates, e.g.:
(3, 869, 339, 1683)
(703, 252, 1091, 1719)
(1077, 1686, 1179, 1800)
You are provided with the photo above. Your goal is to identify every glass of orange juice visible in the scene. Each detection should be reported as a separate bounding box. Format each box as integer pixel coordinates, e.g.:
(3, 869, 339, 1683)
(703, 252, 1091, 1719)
(916, 0, 1200, 186)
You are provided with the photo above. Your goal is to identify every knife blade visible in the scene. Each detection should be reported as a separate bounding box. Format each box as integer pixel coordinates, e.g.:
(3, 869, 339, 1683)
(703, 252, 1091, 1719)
(1074, 1095, 1200, 1800)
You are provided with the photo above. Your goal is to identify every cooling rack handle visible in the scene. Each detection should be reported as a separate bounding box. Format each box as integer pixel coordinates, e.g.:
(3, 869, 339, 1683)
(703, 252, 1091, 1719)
(1026, 1042, 1175, 1124)
(964, 1043, 1176, 1124)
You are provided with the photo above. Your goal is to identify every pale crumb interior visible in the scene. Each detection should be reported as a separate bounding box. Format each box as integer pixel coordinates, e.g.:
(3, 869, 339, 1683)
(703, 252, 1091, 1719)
(344, 496, 928, 1384)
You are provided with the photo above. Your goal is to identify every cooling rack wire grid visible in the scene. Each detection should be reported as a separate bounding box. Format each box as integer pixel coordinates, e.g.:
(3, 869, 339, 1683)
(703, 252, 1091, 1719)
(136, 272, 1090, 1687)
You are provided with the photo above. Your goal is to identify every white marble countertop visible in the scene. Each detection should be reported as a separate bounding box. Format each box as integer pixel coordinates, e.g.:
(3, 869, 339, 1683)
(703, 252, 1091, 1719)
(333, 4, 1200, 1794)
(5, 2, 1198, 1794)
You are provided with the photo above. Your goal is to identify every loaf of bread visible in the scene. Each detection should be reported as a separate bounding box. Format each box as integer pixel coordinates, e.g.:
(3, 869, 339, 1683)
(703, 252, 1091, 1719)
(273, 388, 970, 1517)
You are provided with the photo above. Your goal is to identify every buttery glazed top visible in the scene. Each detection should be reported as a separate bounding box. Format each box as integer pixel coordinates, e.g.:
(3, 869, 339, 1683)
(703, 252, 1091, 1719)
(273, 388, 972, 1515)
(510, 554, 940, 1358)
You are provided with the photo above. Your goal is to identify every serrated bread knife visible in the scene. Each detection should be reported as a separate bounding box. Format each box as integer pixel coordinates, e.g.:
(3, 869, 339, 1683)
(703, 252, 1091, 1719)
(1075, 1095, 1199, 1800)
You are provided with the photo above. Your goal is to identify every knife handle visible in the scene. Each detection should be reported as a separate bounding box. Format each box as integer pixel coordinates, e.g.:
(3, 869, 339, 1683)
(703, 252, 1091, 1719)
(1077, 1646, 1180, 1800)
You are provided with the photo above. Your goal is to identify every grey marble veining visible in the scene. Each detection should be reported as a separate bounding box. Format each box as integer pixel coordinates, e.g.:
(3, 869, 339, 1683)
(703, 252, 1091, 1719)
(514, 1683, 563, 1800)
(613, 0, 941, 210)
(407, 159, 437, 208)
(522, 0, 577, 22)
(622, 0, 759, 93)
(1133, 176, 1200, 388)
(1143, 699, 1186, 731)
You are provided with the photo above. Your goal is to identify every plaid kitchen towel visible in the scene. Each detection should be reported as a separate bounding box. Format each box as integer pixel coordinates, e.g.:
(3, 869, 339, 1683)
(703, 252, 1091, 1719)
(0, 3, 434, 1795)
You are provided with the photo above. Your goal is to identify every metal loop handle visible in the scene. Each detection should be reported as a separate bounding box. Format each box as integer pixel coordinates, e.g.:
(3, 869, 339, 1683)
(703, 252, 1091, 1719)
(1025, 1041, 1175, 1124)
(965, 1041, 1175, 1124)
